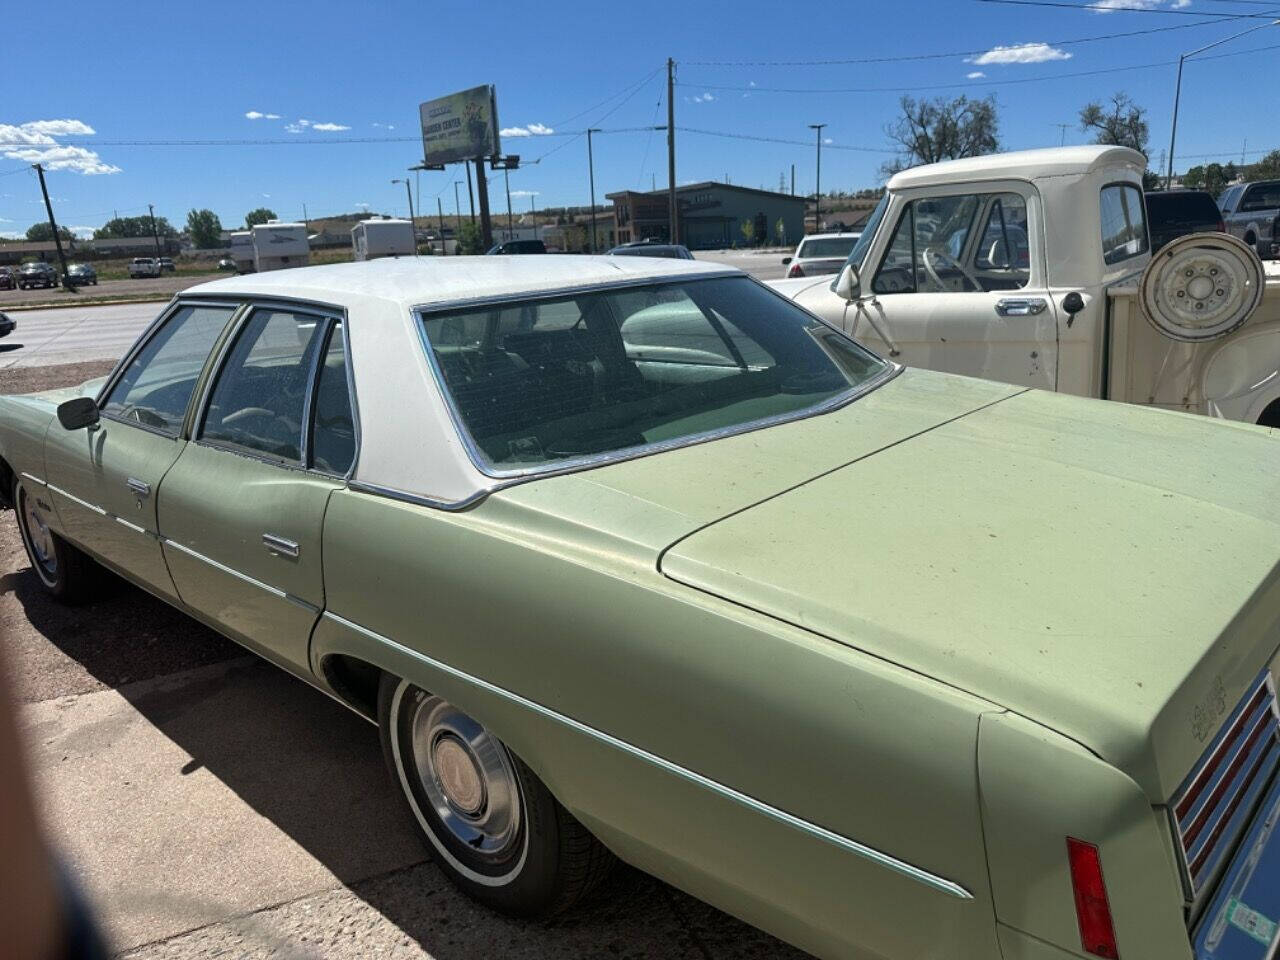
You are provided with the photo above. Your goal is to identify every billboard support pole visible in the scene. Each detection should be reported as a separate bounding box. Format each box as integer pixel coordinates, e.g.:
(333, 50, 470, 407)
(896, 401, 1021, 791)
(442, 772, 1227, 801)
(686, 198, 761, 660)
(667, 58, 678, 245)
(465, 162, 476, 225)
(475, 158, 493, 250)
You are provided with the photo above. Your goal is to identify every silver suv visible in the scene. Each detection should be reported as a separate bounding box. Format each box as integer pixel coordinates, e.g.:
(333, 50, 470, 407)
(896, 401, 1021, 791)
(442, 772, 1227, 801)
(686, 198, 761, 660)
(1218, 180, 1280, 260)
(128, 257, 163, 279)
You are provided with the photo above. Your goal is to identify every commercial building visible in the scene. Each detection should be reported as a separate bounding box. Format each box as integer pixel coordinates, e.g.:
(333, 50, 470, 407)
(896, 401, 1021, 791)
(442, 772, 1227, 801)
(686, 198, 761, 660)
(607, 182, 806, 250)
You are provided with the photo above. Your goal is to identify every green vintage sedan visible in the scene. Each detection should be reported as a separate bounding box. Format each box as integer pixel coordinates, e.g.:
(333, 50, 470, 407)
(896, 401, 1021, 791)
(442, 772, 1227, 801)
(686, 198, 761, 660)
(4, 256, 1280, 960)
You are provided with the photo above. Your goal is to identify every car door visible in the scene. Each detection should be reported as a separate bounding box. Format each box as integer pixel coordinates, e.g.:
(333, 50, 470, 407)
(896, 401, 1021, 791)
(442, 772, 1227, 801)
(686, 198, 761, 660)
(43, 301, 240, 600)
(850, 184, 1059, 390)
(157, 304, 356, 674)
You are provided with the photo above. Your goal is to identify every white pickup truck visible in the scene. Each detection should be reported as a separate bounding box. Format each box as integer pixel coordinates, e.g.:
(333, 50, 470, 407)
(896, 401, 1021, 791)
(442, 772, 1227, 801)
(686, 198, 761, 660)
(771, 145, 1280, 426)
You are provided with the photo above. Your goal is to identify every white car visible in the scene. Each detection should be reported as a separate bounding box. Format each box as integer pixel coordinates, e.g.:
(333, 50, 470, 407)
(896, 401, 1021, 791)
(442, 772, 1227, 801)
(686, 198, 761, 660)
(781, 232, 860, 279)
(128, 257, 163, 279)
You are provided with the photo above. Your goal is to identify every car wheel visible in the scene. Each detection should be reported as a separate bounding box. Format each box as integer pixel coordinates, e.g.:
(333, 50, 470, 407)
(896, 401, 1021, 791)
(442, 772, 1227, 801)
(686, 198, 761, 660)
(378, 674, 614, 917)
(13, 476, 97, 602)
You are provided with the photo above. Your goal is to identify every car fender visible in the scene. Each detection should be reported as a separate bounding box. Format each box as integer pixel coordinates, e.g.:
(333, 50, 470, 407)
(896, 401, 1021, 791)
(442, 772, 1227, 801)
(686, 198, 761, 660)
(1199, 318, 1280, 422)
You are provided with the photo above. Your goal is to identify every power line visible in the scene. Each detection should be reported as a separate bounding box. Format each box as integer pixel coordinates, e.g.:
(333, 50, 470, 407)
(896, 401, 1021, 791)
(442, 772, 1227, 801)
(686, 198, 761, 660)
(976, 0, 1280, 17)
(530, 72, 665, 165)
(679, 127, 898, 155)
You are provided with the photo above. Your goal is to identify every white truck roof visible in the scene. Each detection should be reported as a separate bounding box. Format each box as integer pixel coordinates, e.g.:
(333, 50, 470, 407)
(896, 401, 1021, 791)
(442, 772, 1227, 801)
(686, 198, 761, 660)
(887, 145, 1146, 190)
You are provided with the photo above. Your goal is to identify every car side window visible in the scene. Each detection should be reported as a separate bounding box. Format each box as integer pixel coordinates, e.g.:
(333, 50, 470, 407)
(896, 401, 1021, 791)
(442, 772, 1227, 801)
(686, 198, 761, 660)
(1099, 184, 1149, 265)
(200, 308, 327, 463)
(101, 303, 237, 435)
(309, 322, 356, 475)
(872, 193, 991, 295)
(1240, 184, 1280, 213)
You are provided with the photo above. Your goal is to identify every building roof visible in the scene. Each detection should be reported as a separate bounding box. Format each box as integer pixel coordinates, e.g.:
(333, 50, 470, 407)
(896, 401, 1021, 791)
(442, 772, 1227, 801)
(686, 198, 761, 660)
(887, 146, 1146, 191)
(606, 181, 806, 203)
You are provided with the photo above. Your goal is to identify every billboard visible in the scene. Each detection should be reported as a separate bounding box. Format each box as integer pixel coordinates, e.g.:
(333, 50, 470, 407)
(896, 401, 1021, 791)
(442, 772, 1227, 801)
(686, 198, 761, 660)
(420, 85, 501, 166)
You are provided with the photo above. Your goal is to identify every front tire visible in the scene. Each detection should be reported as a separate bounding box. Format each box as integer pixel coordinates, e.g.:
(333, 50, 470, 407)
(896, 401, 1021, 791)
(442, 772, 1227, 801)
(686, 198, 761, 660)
(13, 477, 97, 602)
(378, 674, 614, 917)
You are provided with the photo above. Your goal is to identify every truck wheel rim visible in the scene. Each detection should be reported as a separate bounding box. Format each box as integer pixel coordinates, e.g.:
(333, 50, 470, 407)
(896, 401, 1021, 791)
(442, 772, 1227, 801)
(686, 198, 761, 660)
(409, 695, 522, 862)
(18, 485, 57, 583)
(1140, 232, 1264, 342)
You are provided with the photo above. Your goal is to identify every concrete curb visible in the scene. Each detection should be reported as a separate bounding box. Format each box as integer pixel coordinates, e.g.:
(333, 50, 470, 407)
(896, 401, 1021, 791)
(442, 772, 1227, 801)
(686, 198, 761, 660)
(2, 294, 174, 313)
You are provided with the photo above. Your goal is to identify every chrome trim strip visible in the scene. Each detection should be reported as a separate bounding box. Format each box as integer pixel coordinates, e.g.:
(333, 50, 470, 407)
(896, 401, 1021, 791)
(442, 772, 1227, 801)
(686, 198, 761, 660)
(322, 609, 974, 901)
(46, 483, 107, 516)
(113, 516, 150, 536)
(162, 538, 317, 612)
(19, 471, 46, 486)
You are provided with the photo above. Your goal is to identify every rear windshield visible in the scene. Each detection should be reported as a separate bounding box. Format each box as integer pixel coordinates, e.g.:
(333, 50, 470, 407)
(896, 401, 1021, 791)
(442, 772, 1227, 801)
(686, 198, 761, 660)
(1240, 183, 1280, 213)
(610, 246, 682, 258)
(419, 276, 888, 473)
(1145, 191, 1221, 224)
(1100, 184, 1149, 266)
(798, 237, 857, 259)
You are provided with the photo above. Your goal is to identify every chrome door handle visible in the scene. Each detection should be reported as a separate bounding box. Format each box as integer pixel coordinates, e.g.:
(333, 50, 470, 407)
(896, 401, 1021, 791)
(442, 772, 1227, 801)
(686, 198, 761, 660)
(126, 477, 151, 497)
(262, 534, 300, 558)
(995, 297, 1048, 317)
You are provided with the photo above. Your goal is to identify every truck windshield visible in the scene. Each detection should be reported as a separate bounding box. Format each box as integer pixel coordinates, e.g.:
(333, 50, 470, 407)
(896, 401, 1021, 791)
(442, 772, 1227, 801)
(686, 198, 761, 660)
(841, 192, 889, 276)
(419, 276, 889, 474)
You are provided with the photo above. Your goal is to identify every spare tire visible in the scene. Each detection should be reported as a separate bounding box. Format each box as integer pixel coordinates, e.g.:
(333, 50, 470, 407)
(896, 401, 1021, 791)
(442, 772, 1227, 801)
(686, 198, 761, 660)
(1139, 232, 1264, 343)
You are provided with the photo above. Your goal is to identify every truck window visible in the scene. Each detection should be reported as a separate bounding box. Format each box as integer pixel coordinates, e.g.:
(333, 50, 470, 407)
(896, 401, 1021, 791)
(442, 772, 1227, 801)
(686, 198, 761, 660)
(1100, 184, 1148, 266)
(1240, 182, 1280, 213)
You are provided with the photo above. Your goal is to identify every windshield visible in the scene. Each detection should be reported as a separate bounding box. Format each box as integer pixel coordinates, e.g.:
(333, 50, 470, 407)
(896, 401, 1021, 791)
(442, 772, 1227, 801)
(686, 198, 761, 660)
(419, 276, 888, 473)
(842, 193, 889, 274)
(798, 237, 857, 259)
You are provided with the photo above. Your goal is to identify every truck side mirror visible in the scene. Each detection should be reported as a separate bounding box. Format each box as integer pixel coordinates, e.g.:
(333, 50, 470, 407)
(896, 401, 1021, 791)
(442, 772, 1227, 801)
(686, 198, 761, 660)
(834, 263, 861, 302)
(56, 397, 100, 431)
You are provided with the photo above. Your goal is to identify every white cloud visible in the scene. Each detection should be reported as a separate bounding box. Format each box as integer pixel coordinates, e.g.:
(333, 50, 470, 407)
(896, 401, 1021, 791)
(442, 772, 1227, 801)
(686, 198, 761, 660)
(968, 42, 1072, 65)
(967, 71, 987, 78)
(509, 189, 540, 197)
(0, 231, 21, 240)
(823, 138, 833, 145)
(371, 122, 397, 130)
(284, 123, 304, 133)
(310, 121, 350, 132)
(68, 225, 95, 238)
(692, 92, 716, 103)
(0, 120, 120, 175)
(500, 123, 556, 137)
(1089, 0, 1189, 9)
(245, 111, 265, 119)
(0, 216, 10, 222)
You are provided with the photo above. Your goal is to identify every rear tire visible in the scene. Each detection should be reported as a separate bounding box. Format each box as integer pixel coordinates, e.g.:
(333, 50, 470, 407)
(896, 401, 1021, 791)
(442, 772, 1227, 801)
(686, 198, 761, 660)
(377, 673, 614, 917)
(13, 476, 98, 602)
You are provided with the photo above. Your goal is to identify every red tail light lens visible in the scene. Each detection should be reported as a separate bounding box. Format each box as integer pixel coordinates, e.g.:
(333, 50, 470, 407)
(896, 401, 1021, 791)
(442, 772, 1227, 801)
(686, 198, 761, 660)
(1067, 838, 1119, 959)
(788, 263, 804, 278)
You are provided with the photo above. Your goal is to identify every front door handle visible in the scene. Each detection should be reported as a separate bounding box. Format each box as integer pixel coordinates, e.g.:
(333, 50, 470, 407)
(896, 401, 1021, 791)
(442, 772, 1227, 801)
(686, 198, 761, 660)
(262, 534, 300, 559)
(126, 477, 151, 497)
(995, 297, 1048, 317)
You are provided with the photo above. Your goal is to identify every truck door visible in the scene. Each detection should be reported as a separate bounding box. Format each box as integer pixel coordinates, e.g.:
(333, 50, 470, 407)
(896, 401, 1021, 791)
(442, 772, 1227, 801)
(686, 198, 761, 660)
(849, 184, 1059, 391)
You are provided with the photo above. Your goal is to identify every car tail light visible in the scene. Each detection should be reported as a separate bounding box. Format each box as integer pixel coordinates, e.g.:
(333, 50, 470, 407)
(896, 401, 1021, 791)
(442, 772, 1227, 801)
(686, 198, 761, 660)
(1217, 220, 1226, 233)
(1067, 838, 1119, 959)
(788, 263, 804, 278)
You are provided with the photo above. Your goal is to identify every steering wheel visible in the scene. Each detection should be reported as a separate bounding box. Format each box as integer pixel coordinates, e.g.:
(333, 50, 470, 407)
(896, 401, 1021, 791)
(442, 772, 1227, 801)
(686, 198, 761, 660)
(922, 247, 981, 292)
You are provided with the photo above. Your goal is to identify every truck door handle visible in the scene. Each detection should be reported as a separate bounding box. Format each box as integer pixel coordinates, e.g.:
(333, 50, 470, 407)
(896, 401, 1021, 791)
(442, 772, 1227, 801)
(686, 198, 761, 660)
(262, 534, 300, 559)
(995, 298, 1048, 317)
(126, 477, 151, 497)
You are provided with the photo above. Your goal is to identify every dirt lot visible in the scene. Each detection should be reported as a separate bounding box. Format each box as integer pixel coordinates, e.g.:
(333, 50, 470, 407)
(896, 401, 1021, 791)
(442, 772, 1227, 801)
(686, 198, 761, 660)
(2, 361, 802, 959)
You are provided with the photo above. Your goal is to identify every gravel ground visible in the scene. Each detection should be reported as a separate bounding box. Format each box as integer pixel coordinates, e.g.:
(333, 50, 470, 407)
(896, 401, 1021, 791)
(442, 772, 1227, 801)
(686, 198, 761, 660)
(1, 273, 210, 310)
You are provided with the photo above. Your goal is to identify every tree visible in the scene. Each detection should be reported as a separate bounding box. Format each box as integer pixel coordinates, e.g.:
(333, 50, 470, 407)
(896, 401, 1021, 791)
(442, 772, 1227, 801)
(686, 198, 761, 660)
(245, 207, 277, 228)
(186, 209, 223, 249)
(1079, 92, 1149, 154)
(775, 217, 787, 246)
(25, 222, 74, 242)
(739, 217, 756, 246)
(94, 215, 177, 239)
(882, 94, 999, 178)
(456, 220, 484, 255)
(1248, 150, 1280, 182)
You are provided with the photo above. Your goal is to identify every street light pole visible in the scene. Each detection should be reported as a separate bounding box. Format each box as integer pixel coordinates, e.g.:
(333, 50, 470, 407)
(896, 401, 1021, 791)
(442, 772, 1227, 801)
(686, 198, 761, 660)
(453, 180, 464, 255)
(391, 179, 416, 255)
(1167, 19, 1279, 189)
(587, 128, 601, 254)
(504, 167, 513, 238)
(808, 124, 826, 234)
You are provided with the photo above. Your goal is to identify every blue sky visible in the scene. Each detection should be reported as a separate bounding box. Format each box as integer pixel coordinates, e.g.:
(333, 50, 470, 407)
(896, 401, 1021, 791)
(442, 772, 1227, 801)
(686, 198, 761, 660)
(3, 0, 1276, 238)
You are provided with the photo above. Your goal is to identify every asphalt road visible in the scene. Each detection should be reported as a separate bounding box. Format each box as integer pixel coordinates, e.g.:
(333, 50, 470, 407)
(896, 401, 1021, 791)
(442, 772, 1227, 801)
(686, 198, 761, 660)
(6, 362, 806, 958)
(0, 301, 160, 372)
(692, 249, 789, 281)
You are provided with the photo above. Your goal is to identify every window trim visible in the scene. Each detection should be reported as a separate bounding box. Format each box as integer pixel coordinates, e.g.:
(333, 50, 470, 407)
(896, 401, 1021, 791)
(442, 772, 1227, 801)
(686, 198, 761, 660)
(414, 274, 898, 482)
(306, 318, 360, 479)
(95, 298, 245, 439)
(1099, 180, 1150, 267)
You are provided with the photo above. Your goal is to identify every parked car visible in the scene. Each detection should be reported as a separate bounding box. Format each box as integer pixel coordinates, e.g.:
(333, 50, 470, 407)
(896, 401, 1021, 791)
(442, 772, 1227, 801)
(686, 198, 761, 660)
(217, 258, 237, 272)
(64, 263, 98, 286)
(782, 232, 860, 278)
(485, 238, 547, 255)
(158, 256, 176, 273)
(0, 312, 14, 338)
(772, 145, 1280, 425)
(17, 262, 56, 289)
(128, 257, 163, 279)
(1219, 180, 1280, 260)
(4, 255, 1280, 960)
(1145, 190, 1224, 253)
(607, 240, 694, 259)
(0, 267, 14, 291)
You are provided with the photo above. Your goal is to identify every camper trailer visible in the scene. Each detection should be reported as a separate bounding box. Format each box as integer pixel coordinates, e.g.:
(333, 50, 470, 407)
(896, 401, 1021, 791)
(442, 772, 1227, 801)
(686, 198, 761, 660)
(352, 218, 416, 261)
(250, 221, 309, 272)
(228, 231, 254, 273)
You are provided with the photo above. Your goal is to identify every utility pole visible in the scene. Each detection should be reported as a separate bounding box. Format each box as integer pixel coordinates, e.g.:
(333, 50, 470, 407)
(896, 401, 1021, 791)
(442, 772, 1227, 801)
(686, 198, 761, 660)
(1052, 123, 1070, 146)
(530, 194, 538, 240)
(808, 124, 826, 234)
(465, 162, 476, 225)
(452, 180, 463, 254)
(437, 197, 446, 254)
(504, 166, 513, 237)
(587, 128, 601, 254)
(302, 202, 309, 231)
(148, 203, 162, 258)
(391, 178, 417, 254)
(33, 163, 71, 288)
(474, 159, 493, 250)
(791, 164, 795, 196)
(666, 57, 678, 245)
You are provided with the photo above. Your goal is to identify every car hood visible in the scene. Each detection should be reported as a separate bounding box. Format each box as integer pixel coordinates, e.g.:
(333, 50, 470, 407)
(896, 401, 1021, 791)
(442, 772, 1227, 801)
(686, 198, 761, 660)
(765, 276, 833, 299)
(656, 386, 1280, 802)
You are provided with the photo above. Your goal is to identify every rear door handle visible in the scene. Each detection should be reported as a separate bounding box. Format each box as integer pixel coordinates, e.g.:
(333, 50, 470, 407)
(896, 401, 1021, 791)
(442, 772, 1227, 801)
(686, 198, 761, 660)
(262, 534, 300, 559)
(995, 297, 1048, 317)
(126, 477, 151, 497)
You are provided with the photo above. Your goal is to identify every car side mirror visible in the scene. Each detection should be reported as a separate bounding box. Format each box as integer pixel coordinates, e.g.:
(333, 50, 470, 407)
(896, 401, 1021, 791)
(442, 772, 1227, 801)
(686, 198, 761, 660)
(782, 256, 792, 265)
(834, 263, 861, 302)
(57, 396, 100, 431)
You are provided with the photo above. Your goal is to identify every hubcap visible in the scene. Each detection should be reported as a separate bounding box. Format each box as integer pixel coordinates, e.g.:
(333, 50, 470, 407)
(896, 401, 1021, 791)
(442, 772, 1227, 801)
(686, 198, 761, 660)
(20, 487, 56, 579)
(410, 695, 521, 861)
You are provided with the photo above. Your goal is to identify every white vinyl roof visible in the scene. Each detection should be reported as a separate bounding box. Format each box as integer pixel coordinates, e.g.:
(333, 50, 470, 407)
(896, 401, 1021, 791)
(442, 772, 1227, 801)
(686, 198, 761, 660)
(184, 256, 740, 507)
(887, 145, 1146, 191)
